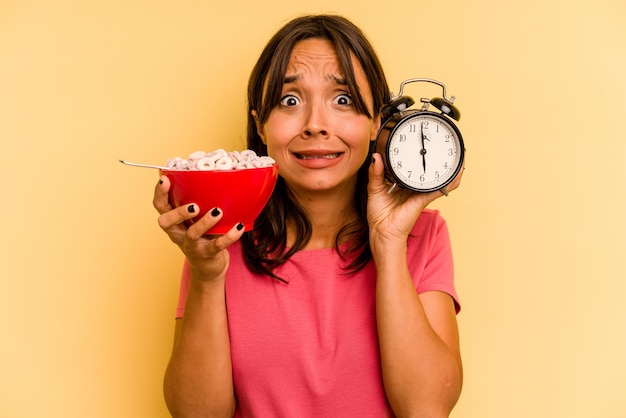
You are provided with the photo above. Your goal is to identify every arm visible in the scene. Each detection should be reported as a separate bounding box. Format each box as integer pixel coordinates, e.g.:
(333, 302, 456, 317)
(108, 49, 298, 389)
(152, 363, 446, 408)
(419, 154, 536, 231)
(372, 241, 462, 417)
(368, 155, 464, 417)
(164, 275, 236, 417)
(154, 176, 240, 417)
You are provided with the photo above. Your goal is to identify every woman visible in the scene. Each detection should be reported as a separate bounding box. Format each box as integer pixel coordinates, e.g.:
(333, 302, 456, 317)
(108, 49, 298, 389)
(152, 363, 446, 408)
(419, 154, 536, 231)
(155, 14, 463, 417)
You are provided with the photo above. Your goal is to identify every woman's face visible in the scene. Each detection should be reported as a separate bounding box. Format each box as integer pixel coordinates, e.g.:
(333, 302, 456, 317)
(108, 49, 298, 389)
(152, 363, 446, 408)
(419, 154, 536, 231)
(253, 38, 380, 196)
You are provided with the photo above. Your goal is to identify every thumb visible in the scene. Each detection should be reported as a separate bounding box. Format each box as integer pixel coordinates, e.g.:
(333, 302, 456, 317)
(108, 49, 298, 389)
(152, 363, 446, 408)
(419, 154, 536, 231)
(368, 153, 387, 194)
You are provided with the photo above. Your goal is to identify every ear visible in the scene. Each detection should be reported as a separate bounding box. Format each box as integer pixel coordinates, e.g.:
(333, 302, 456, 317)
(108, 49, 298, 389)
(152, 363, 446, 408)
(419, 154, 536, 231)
(369, 114, 382, 141)
(251, 110, 267, 144)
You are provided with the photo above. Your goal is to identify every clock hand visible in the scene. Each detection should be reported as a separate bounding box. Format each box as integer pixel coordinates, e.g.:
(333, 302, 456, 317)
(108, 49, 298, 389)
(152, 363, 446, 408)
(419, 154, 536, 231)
(420, 122, 427, 172)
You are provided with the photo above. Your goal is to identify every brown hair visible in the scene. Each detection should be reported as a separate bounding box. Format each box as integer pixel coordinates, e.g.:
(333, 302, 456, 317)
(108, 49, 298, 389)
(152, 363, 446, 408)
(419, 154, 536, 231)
(241, 14, 390, 280)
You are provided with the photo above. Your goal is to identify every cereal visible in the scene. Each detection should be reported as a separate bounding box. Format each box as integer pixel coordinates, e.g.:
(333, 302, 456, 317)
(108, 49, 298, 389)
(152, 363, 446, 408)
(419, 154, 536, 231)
(215, 156, 235, 170)
(165, 149, 275, 171)
(195, 157, 215, 170)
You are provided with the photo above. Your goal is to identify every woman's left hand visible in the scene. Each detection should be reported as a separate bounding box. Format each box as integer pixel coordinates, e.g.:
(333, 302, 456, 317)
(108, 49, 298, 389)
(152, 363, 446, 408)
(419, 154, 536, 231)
(367, 152, 464, 246)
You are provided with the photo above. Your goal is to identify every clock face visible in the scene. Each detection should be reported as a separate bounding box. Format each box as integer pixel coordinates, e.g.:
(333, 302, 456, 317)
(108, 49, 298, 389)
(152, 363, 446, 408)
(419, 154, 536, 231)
(385, 112, 464, 192)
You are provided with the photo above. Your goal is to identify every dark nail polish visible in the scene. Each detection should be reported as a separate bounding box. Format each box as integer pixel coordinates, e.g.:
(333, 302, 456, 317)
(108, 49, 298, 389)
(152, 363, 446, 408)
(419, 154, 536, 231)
(371, 156, 376, 164)
(211, 208, 221, 217)
(158, 179, 163, 185)
(236, 223, 244, 231)
(187, 204, 196, 213)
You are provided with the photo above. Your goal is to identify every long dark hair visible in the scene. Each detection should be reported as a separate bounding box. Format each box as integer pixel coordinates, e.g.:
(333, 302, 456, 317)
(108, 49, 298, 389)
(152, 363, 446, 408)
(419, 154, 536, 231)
(241, 14, 390, 280)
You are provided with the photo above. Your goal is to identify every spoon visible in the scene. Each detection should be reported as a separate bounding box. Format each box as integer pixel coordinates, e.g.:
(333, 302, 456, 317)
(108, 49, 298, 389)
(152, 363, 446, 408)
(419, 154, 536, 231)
(119, 159, 170, 170)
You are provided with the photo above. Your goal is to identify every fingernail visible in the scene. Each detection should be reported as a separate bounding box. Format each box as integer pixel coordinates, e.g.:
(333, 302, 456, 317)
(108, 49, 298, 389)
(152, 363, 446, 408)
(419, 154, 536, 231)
(236, 223, 244, 231)
(211, 208, 221, 217)
(187, 204, 196, 213)
(158, 179, 163, 185)
(371, 156, 376, 164)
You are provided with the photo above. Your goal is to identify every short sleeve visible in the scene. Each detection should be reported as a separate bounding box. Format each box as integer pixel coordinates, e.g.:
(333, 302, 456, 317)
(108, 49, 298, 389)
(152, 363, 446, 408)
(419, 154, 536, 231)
(407, 210, 460, 313)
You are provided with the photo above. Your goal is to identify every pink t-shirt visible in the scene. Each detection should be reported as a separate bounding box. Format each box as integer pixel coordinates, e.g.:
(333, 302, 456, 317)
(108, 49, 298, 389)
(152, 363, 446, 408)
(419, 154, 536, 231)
(176, 209, 459, 417)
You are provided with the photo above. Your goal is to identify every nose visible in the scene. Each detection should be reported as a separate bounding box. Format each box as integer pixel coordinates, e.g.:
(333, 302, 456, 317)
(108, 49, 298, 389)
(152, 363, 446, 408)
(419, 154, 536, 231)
(302, 103, 329, 138)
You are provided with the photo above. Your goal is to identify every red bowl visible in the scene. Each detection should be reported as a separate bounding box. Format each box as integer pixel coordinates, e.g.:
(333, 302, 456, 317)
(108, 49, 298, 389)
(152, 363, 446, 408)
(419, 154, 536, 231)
(160, 165, 279, 234)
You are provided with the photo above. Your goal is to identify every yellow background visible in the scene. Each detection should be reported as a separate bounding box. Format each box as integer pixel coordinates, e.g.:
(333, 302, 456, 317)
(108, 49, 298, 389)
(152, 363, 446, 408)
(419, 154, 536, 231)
(1, 0, 625, 416)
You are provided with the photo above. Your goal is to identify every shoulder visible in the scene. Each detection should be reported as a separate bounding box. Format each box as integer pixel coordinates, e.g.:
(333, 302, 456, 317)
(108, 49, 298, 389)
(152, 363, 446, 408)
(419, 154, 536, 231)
(408, 209, 460, 311)
(406, 209, 453, 274)
(409, 208, 448, 239)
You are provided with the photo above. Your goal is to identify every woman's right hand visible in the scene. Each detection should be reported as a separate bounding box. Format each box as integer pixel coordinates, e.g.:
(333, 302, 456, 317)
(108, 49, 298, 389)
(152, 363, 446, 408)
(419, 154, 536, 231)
(153, 175, 246, 281)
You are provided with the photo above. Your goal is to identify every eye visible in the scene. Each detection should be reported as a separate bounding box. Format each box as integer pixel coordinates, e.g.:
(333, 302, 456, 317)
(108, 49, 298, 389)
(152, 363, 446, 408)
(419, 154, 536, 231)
(280, 95, 300, 107)
(334, 93, 353, 106)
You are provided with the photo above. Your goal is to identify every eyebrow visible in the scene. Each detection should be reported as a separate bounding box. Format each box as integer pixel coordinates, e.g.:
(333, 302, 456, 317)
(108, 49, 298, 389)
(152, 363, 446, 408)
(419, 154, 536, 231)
(327, 74, 347, 85)
(283, 74, 300, 84)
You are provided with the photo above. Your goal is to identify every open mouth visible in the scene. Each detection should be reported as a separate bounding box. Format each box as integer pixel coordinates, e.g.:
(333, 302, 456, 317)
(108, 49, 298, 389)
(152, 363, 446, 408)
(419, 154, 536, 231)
(294, 152, 342, 160)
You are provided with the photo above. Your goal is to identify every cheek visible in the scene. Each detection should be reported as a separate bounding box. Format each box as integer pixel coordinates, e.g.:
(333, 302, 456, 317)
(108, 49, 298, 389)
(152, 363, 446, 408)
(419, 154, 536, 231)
(263, 113, 298, 142)
(261, 119, 293, 157)
(263, 112, 296, 141)
(345, 119, 377, 151)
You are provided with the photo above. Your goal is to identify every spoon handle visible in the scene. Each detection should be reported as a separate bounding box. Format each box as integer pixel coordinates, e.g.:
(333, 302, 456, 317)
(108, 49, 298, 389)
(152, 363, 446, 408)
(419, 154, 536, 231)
(119, 160, 170, 170)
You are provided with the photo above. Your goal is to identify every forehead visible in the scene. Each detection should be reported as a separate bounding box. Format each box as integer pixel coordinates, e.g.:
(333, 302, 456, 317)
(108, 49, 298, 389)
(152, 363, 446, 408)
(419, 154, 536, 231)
(264, 37, 376, 115)
(286, 38, 357, 79)
(288, 38, 339, 67)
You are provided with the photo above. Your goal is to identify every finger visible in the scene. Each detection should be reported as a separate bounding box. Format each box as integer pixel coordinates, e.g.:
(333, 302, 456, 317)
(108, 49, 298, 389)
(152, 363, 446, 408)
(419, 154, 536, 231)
(422, 168, 464, 203)
(158, 203, 200, 232)
(446, 165, 466, 193)
(210, 221, 247, 252)
(186, 207, 224, 240)
(367, 153, 387, 194)
(153, 175, 173, 214)
(180, 221, 246, 267)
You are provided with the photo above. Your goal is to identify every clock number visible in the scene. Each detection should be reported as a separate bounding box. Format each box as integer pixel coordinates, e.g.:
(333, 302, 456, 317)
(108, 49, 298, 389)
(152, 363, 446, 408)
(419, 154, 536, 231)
(422, 121, 429, 129)
(409, 124, 416, 133)
(393, 147, 399, 155)
(445, 134, 450, 142)
(396, 161, 403, 169)
(443, 162, 449, 170)
(435, 171, 440, 179)
(420, 174, 425, 182)
(448, 148, 454, 156)
(399, 134, 407, 142)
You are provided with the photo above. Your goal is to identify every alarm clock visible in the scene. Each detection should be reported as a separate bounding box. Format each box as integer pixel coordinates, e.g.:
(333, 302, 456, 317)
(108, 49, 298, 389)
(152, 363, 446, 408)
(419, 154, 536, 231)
(374, 78, 465, 195)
